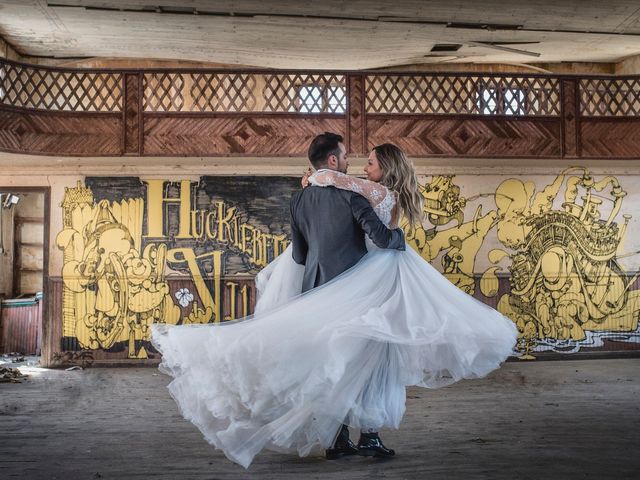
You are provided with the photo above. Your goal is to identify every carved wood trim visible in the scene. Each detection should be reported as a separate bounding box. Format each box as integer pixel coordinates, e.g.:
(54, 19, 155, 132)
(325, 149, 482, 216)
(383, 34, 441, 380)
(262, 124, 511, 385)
(347, 74, 365, 155)
(561, 79, 579, 158)
(366, 115, 562, 158)
(123, 73, 141, 155)
(579, 117, 640, 158)
(0, 108, 123, 156)
(143, 115, 346, 156)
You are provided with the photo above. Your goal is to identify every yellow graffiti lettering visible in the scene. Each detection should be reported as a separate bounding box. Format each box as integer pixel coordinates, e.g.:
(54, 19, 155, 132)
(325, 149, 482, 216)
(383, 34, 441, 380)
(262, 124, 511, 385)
(143, 181, 286, 268)
(240, 284, 250, 317)
(166, 248, 223, 323)
(216, 201, 237, 243)
(190, 210, 206, 239)
(224, 281, 237, 321)
(143, 179, 193, 239)
(205, 211, 217, 239)
(241, 223, 254, 256)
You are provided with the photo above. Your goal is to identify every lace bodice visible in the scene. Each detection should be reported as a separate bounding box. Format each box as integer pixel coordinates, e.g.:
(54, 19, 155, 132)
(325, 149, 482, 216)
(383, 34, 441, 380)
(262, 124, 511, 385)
(374, 190, 396, 227)
(308, 169, 397, 228)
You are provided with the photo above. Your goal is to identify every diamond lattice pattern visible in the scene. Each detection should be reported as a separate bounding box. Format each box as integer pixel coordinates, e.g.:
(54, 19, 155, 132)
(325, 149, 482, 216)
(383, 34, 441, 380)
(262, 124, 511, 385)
(0, 62, 122, 112)
(190, 73, 257, 112)
(142, 72, 346, 113)
(580, 79, 640, 116)
(365, 75, 560, 116)
(262, 74, 346, 113)
(143, 73, 185, 112)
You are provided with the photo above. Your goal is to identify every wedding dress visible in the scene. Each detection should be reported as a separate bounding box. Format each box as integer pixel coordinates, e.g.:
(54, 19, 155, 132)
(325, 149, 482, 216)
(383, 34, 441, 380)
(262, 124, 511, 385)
(151, 170, 518, 468)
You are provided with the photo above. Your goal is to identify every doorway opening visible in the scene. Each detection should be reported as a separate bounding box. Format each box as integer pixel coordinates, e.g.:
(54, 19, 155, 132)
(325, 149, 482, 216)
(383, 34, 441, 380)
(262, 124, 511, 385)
(0, 188, 50, 368)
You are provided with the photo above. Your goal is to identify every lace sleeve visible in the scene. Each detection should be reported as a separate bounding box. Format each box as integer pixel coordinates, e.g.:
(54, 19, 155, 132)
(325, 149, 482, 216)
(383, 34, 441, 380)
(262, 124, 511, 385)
(308, 170, 389, 208)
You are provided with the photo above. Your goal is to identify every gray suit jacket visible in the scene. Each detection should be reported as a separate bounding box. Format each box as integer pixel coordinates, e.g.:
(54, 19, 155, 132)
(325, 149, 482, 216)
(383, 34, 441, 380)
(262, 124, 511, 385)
(290, 185, 405, 293)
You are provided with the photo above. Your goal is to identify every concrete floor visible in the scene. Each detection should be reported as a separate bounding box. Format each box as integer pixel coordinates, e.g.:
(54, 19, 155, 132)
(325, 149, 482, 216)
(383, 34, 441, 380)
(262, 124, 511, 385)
(1, 358, 639, 480)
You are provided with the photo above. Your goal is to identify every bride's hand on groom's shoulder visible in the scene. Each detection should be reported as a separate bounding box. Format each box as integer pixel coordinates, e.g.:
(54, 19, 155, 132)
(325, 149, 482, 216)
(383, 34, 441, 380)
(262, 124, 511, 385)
(301, 168, 313, 188)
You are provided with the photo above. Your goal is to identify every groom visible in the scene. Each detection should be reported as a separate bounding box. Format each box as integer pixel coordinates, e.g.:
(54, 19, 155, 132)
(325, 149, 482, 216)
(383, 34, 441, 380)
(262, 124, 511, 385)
(289, 132, 405, 459)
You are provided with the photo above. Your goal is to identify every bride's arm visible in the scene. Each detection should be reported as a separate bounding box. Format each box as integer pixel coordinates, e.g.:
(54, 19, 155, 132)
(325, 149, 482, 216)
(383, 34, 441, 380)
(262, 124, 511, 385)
(308, 170, 389, 208)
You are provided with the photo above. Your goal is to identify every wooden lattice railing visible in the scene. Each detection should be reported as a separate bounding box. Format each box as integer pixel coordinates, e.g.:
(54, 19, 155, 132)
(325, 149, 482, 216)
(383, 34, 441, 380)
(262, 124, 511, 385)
(579, 78, 640, 116)
(142, 72, 347, 113)
(0, 60, 122, 112)
(2, 57, 640, 157)
(365, 74, 561, 116)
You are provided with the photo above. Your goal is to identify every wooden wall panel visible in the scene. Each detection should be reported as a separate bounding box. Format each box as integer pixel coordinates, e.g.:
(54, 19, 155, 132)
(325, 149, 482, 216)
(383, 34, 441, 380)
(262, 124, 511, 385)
(579, 119, 640, 158)
(123, 73, 142, 154)
(0, 108, 122, 156)
(347, 75, 365, 155)
(42, 277, 63, 367)
(143, 115, 346, 156)
(0, 297, 42, 355)
(561, 79, 579, 157)
(366, 116, 562, 157)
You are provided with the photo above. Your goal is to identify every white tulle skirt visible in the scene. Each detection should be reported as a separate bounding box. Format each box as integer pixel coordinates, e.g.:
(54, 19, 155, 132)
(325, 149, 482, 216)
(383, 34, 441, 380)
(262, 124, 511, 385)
(151, 245, 518, 468)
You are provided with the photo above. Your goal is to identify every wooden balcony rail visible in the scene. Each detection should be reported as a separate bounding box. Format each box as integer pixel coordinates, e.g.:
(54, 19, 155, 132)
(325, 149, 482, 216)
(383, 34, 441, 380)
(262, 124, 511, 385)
(1, 57, 640, 158)
(579, 78, 640, 116)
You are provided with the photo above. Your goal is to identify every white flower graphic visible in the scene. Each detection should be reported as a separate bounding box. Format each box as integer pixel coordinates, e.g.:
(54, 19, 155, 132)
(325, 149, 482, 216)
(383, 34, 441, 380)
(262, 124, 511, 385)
(175, 288, 194, 308)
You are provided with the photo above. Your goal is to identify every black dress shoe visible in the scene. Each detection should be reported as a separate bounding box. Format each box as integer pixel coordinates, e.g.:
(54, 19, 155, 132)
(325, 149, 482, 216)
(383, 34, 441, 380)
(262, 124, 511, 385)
(356, 432, 396, 457)
(326, 425, 359, 460)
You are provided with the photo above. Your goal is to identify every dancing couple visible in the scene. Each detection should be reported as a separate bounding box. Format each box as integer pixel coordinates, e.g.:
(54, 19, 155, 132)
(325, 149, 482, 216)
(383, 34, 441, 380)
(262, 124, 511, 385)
(151, 132, 518, 468)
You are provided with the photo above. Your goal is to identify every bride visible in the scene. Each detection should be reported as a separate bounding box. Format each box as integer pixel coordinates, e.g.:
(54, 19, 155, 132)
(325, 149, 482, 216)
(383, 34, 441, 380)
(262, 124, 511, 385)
(151, 143, 518, 469)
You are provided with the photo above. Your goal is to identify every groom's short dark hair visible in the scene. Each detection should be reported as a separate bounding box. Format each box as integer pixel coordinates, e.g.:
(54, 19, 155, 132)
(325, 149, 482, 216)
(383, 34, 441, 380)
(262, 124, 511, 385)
(308, 132, 344, 169)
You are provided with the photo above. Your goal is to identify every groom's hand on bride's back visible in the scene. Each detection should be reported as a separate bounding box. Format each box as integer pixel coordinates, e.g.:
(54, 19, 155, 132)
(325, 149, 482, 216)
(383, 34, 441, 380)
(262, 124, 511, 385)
(392, 228, 406, 250)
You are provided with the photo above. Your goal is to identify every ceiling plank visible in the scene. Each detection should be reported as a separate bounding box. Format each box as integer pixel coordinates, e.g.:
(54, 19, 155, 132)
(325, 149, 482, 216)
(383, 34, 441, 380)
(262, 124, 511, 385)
(0, 1, 639, 68)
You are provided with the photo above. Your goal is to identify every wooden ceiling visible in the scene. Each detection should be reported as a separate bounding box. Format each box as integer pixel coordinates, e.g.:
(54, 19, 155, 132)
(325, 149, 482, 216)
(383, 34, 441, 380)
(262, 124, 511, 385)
(1, 0, 640, 69)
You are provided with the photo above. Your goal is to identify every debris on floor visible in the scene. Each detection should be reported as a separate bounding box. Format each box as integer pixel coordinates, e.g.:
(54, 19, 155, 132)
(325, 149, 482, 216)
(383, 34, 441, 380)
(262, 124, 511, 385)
(1, 352, 26, 363)
(0, 366, 28, 383)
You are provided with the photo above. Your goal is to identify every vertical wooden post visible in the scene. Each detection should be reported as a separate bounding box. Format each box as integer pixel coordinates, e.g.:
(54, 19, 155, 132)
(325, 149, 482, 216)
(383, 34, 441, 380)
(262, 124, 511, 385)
(123, 73, 142, 155)
(347, 74, 365, 155)
(40, 188, 52, 367)
(561, 78, 579, 158)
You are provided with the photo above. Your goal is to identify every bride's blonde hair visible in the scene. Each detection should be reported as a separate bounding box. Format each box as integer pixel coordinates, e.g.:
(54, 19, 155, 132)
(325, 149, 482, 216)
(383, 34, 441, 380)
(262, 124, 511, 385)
(373, 143, 424, 229)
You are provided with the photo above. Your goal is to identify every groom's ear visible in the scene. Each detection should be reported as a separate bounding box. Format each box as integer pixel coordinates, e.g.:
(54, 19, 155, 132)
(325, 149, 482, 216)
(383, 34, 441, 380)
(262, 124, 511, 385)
(326, 154, 337, 169)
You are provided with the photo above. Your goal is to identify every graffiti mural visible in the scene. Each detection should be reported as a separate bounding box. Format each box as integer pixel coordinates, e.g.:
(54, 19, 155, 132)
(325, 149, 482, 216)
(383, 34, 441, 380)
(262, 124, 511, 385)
(55, 177, 298, 359)
(54, 169, 640, 361)
(405, 167, 640, 358)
